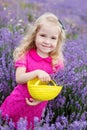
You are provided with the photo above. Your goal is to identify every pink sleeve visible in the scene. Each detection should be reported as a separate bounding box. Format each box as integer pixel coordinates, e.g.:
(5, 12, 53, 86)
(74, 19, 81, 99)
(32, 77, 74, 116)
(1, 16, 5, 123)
(15, 53, 27, 68)
(53, 59, 64, 73)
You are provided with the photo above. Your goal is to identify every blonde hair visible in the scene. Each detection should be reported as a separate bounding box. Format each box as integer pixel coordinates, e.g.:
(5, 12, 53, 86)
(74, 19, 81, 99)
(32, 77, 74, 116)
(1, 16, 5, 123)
(13, 12, 66, 67)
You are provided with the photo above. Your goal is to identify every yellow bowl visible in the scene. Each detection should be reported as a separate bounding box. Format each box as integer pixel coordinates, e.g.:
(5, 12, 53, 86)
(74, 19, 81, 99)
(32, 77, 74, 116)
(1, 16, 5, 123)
(27, 78, 63, 101)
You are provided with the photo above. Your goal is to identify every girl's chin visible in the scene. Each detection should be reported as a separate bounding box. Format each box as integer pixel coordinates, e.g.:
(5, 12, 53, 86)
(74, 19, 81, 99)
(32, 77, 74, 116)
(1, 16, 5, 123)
(42, 50, 51, 53)
(41, 47, 52, 52)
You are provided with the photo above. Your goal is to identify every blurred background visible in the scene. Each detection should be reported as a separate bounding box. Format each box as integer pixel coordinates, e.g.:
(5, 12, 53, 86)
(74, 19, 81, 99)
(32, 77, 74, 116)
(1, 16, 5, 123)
(0, 0, 87, 129)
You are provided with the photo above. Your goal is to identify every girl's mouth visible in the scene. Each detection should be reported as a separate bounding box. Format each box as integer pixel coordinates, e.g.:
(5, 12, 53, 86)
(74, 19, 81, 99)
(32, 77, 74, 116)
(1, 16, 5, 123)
(42, 44, 51, 48)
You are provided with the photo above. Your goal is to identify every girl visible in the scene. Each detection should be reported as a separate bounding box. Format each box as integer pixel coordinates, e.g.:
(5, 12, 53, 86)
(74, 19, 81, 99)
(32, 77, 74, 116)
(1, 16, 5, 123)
(0, 12, 66, 129)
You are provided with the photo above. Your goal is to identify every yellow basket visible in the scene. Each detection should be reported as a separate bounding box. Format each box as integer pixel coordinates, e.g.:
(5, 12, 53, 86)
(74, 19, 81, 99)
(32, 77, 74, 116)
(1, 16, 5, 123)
(27, 78, 63, 101)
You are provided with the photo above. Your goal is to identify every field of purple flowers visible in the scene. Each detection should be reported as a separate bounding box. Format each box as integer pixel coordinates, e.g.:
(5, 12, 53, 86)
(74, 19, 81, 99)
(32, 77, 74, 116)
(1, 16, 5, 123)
(0, 0, 87, 129)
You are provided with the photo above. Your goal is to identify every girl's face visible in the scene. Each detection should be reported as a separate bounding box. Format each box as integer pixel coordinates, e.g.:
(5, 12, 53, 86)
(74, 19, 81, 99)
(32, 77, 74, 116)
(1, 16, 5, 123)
(35, 22, 59, 58)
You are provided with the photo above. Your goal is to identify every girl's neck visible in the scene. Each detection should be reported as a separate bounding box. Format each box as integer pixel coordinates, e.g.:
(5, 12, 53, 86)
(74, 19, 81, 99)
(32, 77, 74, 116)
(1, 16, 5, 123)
(36, 49, 49, 58)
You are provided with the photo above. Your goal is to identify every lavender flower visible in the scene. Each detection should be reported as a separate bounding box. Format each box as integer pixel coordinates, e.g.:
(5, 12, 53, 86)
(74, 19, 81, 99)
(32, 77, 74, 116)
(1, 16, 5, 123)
(17, 117, 28, 130)
(0, 0, 87, 129)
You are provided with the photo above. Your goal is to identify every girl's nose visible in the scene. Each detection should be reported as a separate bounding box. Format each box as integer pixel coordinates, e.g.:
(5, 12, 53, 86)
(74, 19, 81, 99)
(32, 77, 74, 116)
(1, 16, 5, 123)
(45, 38, 50, 44)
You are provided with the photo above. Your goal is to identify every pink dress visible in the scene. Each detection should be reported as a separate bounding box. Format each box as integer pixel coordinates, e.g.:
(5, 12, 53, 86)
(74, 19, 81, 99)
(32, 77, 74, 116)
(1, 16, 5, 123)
(0, 48, 63, 128)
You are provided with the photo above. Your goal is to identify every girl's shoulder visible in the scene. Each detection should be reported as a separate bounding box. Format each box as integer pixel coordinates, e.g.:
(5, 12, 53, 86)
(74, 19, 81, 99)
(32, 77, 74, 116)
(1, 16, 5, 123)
(23, 48, 36, 58)
(53, 59, 64, 72)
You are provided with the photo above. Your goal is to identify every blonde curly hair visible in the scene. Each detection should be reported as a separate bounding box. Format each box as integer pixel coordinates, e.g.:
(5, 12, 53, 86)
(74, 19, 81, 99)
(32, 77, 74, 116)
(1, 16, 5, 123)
(13, 12, 66, 67)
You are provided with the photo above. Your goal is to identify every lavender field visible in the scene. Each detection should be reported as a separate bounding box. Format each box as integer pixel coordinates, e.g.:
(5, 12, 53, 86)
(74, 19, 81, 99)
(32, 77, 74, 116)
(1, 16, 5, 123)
(0, 0, 87, 129)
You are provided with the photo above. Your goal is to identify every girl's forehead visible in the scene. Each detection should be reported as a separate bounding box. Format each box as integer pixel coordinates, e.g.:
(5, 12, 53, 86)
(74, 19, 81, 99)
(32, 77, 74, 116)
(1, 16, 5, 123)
(40, 20, 58, 27)
(38, 22, 60, 34)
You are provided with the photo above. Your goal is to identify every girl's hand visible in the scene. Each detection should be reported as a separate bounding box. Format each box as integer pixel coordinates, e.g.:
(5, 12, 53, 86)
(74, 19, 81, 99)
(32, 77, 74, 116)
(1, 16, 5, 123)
(36, 70, 51, 82)
(26, 98, 42, 106)
(16, 68, 51, 84)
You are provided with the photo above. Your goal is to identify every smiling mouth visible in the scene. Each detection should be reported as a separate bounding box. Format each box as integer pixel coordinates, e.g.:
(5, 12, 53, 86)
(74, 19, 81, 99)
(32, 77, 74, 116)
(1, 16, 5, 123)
(42, 44, 51, 48)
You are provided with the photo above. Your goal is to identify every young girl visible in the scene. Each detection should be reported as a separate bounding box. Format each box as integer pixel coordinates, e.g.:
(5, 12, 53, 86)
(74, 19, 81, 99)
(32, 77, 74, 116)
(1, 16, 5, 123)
(0, 12, 66, 129)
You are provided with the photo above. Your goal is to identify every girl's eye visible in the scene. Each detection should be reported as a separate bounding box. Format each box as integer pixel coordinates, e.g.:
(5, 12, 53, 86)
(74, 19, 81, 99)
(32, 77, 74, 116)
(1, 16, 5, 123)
(51, 36, 56, 40)
(40, 34, 46, 37)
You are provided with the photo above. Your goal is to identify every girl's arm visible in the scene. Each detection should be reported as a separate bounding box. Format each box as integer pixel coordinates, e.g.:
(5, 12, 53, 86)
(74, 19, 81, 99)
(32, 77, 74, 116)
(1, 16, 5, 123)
(16, 67, 51, 106)
(16, 67, 51, 84)
(16, 67, 37, 84)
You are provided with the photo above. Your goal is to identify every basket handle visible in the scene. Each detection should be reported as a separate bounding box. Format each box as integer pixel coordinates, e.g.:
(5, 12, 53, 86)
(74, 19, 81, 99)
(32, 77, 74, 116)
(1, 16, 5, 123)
(35, 79, 56, 86)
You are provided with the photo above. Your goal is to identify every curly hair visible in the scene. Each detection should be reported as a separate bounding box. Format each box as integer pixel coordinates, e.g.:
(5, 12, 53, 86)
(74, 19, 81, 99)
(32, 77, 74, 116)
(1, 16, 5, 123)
(13, 12, 66, 67)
